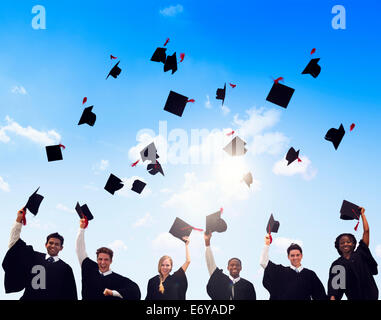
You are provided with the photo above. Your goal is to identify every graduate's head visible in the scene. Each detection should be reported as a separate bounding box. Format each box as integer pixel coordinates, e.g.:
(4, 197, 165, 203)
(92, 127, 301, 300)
(287, 243, 303, 268)
(96, 247, 113, 273)
(227, 258, 242, 279)
(335, 233, 357, 256)
(158, 255, 173, 277)
(45, 233, 64, 256)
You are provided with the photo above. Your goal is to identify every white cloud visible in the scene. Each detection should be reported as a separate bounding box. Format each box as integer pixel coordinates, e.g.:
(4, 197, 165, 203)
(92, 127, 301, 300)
(159, 4, 184, 17)
(56, 203, 75, 214)
(133, 213, 154, 228)
(0, 176, 10, 192)
(250, 132, 290, 155)
(92, 160, 109, 174)
(128, 132, 167, 165)
(28, 218, 56, 231)
(205, 95, 212, 109)
(272, 155, 317, 180)
(221, 104, 230, 115)
(11, 86, 27, 95)
(375, 244, 381, 258)
(0, 116, 61, 145)
(160, 188, 172, 194)
(108, 240, 128, 252)
(272, 237, 303, 253)
(152, 232, 183, 250)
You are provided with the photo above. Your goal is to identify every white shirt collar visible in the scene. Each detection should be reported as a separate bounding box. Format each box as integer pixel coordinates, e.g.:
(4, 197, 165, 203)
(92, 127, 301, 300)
(229, 275, 241, 284)
(99, 269, 113, 276)
(45, 254, 59, 262)
(290, 265, 304, 273)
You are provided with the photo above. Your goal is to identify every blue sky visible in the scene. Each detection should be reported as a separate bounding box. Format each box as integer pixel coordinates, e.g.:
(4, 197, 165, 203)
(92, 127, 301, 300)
(0, 0, 380, 300)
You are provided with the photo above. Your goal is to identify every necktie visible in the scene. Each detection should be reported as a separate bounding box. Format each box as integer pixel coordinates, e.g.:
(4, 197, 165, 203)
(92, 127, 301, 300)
(47, 257, 54, 263)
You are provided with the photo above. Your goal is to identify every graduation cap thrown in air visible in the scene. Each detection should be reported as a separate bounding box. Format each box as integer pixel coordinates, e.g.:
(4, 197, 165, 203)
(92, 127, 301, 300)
(216, 83, 226, 105)
(223, 136, 247, 156)
(206, 209, 227, 234)
(163, 52, 177, 74)
(78, 106, 96, 126)
(140, 142, 159, 164)
(325, 124, 345, 150)
(285, 147, 301, 166)
(75, 202, 94, 221)
(169, 217, 193, 242)
(302, 58, 321, 78)
(106, 61, 122, 79)
(266, 82, 295, 108)
(151, 47, 167, 64)
(25, 187, 44, 215)
(46, 144, 64, 162)
(104, 174, 124, 195)
(164, 91, 194, 117)
(266, 214, 280, 244)
(131, 179, 146, 194)
(147, 161, 164, 176)
(340, 200, 362, 231)
(242, 172, 253, 188)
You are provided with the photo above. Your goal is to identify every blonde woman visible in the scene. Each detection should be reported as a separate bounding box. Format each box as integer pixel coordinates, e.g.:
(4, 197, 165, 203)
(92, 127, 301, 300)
(145, 236, 190, 300)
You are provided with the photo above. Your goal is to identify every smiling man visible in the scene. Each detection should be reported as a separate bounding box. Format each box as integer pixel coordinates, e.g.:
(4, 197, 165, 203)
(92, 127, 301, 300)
(260, 234, 327, 300)
(204, 232, 256, 300)
(2, 209, 77, 300)
(76, 218, 141, 300)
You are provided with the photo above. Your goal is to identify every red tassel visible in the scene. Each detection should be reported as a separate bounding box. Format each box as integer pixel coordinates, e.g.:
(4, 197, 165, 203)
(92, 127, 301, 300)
(131, 160, 139, 167)
(274, 77, 284, 84)
(187, 99, 195, 103)
(350, 123, 355, 131)
(226, 131, 235, 136)
(179, 53, 185, 62)
(163, 38, 170, 46)
(59, 144, 66, 150)
(354, 221, 360, 231)
(82, 97, 87, 105)
(220, 207, 223, 214)
(181, 226, 204, 232)
(21, 209, 26, 226)
(298, 158, 302, 162)
(310, 48, 316, 55)
(110, 55, 117, 60)
(229, 83, 236, 88)
(269, 234, 272, 244)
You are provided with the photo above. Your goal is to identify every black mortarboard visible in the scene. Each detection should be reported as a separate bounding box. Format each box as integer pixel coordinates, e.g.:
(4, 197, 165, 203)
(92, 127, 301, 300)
(169, 217, 192, 242)
(147, 161, 164, 176)
(325, 124, 345, 150)
(78, 106, 96, 126)
(104, 173, 124, 195)
(45, 145, 63, 162)
(164, 91, 189, 117)
(151, 47, 167, 64)
(340, 200, 361, 221)
(266, 214, 280, 234)
(242, 172, 253, 187)
(223, 136, 247, 156)
(163, 52, 177, 74)
(216, 83, 226, 105)
(266, 82, 295, 108)
(131, 179, 146, 194)
(75, 202, 94, 220)
(106, 61, 122, 79)
(25, 187, 44, 215)
(140, 142, 159, 164)
(206, 210, 227, 234)
(285, 147, 300, 166)
(302, 58, 321, 78)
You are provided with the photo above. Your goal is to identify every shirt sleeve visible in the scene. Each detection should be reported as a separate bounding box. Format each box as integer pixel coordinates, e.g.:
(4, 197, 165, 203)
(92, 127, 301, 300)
(112, 290, 123, 299)
(76, 228, 88, 266)
(260, 244, 270, 269)
(8, 222, 22, 249)
(205, 246, 217, 276)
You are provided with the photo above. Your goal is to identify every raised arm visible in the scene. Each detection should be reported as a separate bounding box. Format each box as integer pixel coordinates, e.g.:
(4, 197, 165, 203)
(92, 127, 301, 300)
(181, 236, 191, 272)
(259, 234, 271, 269)
(204, 232, 217, 276)
(76, 218, 89, 265)
(360, 207, 369, 247)
(8, 208, 25, 249)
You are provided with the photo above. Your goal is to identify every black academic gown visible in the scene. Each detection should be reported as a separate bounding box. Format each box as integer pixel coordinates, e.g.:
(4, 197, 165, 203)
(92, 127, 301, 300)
(263, 261, 327, 300)
(328, 240, 378, 300)
(81, 257, 141, 300)
(145, 267, 188, 300)
(207, 268, 256, 300)
(2, 239, 77, 300)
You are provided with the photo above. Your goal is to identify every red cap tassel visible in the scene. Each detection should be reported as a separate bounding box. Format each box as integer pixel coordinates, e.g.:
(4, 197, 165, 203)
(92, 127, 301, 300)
(59, 144, 66, 150)
(187, 99, 195, 103)
(298, 158, 302, 162)
(84, 216, 89, 229)
(274, 77, 284, 84)
(21, 209, 27, 226)
(181, 226, 204, 232)
(131, 160, 140, 167)
(269, 233, 272, 244)
(354, 220, 360, 231)
(179, 53, 185, 62)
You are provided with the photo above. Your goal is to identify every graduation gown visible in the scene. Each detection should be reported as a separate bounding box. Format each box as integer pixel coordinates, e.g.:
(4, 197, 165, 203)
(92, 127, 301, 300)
(145, 267, 188, 300)
(206, 268, 256, 300)
(328, 240, 378, 300)
(263, 261, 327, 300)
(81, 257, 141, 300)
(2, 239, 77, 300)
